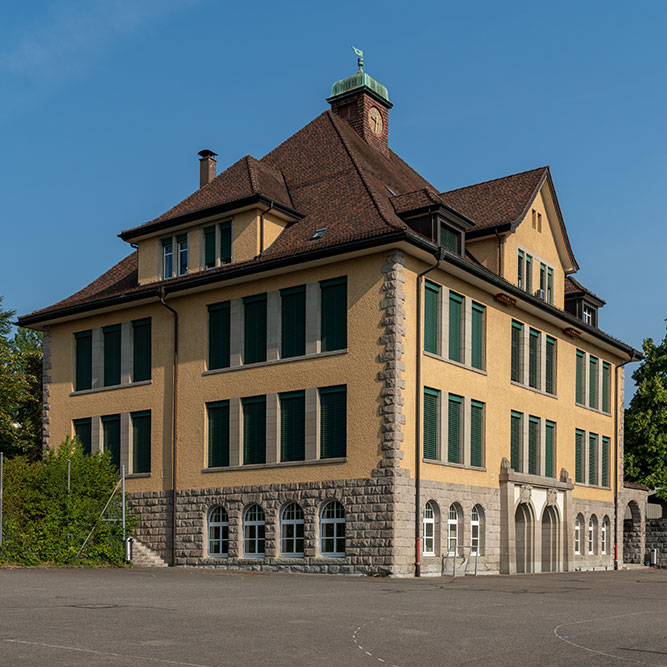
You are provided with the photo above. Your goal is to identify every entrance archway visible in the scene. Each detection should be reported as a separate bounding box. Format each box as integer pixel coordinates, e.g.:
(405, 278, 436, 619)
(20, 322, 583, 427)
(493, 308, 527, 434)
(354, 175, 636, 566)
(541, 506, 559, 572)
(515, 504, 533, 573)
(623, 501, 642, 564)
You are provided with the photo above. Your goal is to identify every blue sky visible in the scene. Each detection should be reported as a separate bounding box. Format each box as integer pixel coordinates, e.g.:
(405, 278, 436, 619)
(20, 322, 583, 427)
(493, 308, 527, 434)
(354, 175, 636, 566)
(2, 0, 665, 397)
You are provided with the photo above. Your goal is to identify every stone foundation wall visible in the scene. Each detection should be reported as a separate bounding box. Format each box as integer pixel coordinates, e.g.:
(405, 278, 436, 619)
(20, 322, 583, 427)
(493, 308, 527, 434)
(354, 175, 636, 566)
(645, 519, 667, 568)
(127, 490, 173, 563)
(570, 498, 615, 571)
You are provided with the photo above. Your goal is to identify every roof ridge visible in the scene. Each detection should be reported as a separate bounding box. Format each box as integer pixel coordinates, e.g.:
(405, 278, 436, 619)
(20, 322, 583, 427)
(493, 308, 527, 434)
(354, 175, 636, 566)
(245, 155, 259, 193)
(442, 166, 549, 196)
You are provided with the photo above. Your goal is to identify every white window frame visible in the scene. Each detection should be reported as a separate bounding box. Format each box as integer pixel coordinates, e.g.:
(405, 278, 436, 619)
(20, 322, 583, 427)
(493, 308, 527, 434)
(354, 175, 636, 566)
(574, 515, 582, 555)
(208, 506, 229, 558)
(243, 504, 265, 558)
(281, 503, 305, 557)
(162, 240, 173, 280)
(447, 504, 459, 555)
(471, 506, 480, 555)
(320, 500, 345, 557)
(601, 517, 609, 555)
(423, 502, 435, 556)
(583, 305, 593, 326)
(177, 237, 188, 276)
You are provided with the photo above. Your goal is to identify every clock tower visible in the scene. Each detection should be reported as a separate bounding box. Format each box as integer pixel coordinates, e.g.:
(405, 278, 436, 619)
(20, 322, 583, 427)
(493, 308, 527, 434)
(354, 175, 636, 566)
(327, 48, 392, 156)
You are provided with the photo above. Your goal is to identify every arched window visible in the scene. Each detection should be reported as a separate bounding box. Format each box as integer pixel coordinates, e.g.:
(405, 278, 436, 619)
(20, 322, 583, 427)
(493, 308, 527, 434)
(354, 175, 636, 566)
(471, 505, 484, 556)
(244, 504, 265, 557)
(423, 502, 436, 555)
(601, 516, 610, 554)
(448, 504, 460, 555)
(574, 514, 583, 555)
(320, 500, 345, 556)
(588, 515, 598, 555)
(281, 503, 305, 557)
(208, 506, 229, 557)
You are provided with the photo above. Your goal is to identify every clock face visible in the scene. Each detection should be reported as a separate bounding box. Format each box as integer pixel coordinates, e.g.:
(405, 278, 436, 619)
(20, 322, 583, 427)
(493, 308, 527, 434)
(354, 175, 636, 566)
(369, 106, 383, 136)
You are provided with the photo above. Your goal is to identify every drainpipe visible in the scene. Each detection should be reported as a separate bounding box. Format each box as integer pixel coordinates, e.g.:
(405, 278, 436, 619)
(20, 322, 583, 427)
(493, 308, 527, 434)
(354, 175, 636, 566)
(159, 288, 179, 566)
(614, 351, 637, 570)
(414, 243, 444, 577)
(259, 200, 274, 255)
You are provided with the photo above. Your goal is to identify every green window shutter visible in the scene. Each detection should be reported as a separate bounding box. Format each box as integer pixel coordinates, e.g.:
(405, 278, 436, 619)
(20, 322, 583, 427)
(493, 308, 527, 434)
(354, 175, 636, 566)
(75, 330, 92, 391)
(424, 281, 440, 355)
(440, 223, 461, 254)
(601, 436, 610, 487)
(576, 350, 584, 404)
(243, 294, 267, 364)
(470, 400, 484, 468)
(320, 385, 347, 459)
(517, 250, 524, 288)
(280, 391, 306, 462)
(220, 221, 232, 264)
(281, 286, 306, 358)
(320, 277, 347, 352)
(528, 329, 539, 388)
(132, 318, 151, 382)
(511, 322, 523, 383)
(540, 263, 546, 291)
(103, 325, 121, 387)
(131, 411, 151, 474)
(528, 416, 539, 475)
(448, 394, 462, 464)
(204, 226, 216, 268)
(575, 429, 584, 483)
(207, 401, 230, 468)
(545, 336, 556, 395)
(511, 411, 523, 472)
(423, 388, 439, 460)
(602, 362, 611, 413)
(449, 292, 463, 363)
(547, 268, 554, 303)
(589, 356, 598, 409)
(545, 421, 555, 478)
(102, 414, 121, 468)
(525, 255, 532, 293)
(242, 396, 266, 465)
(73, 418, 92, 455)
(589, 433, 598, 485)
(471, 303, 485, 370)
(208, 302, 230, 370)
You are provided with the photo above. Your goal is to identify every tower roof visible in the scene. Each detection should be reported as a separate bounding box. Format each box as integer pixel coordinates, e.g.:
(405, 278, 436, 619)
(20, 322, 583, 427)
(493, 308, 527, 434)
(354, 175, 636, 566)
(327, 47, 392, 108)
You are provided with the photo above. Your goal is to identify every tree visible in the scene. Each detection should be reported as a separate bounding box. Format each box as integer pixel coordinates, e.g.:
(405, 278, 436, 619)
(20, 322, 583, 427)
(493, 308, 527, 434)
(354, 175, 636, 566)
(624, 327, 667, 501)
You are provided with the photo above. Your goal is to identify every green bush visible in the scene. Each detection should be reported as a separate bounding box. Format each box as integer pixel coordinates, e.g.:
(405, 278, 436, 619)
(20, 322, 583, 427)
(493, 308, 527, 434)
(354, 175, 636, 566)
(0, 438, 133, 566)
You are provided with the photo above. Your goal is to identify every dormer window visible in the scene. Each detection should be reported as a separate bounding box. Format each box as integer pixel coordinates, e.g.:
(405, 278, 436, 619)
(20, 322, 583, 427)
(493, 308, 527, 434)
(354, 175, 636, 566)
(161, 233, 189, 279)
(439, 221, 462, 255)
(162, 238, 173, 278)
(203, 221, 232, 270)
(178, 235, 188, 276)
(583, 305, 595, 326)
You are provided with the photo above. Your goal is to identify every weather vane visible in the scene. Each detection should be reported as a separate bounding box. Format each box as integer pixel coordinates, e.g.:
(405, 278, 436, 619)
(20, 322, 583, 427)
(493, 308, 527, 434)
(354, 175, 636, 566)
(352, 46, 364, 71)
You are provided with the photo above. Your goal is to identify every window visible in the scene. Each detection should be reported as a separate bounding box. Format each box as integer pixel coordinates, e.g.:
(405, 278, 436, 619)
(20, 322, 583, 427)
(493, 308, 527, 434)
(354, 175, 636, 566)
(320, 386, 346, 459)
(510, 411, 523, 472)
(204, 221, 232, 269)
(528, 416, 540, 475)
(577, 350, 612, 412)
(588, 433, 598, 485)
(447, 394, 463, 464)
(588, 515, 598, 555)
(525, 254, 532, 293)
(243, 294, 267, 364)
(470, 400, 484, 468)
(423, 502, 436, 555)
(547, 268, 553, 304)
(545, 336, 556, 395)
(575, 429, 584, 483)
(511, 321, 523, 383)
(73, 418, 92, 455)
(583, 305, 593, 326)
(447, 504, 459, 555)
(539, 263, 546, 294)
(208, 301, 230, 370)
(320, 500, 345, 556)
(440, 222, 461, 255)
(132, 318, 151, 382)
(102, 414, 121, 468)
(448, 292, 463, 363)
(545, 420, 555, 478)
(589, 356, 598, 409)
(207, 401, 230, 468)
(320, 277, 347, 352)
(242, 396, 266, 465)
(528, 329, 540, 389)
(103, 324, 121, 387)
(74, 330, 92, 391)
(517, 250, 524, 289)
(131, 411, 151, 474)
(281, 503, 305, 557)
(281, 286, 306, 358)
(280, 391, 305, 462)
(243, 504, 265, 557)
(601, 436, 610, 487)
(162, 238, 173, 279)
(575, 350, 585, 404)
(424, 281, 440, 355)
(602, 362, 611, 413)
(471, 303, 485, 370)
(423, 388, 440, 460)
(177, 234, 188, 276)
(601, 516, 610, 555)
(471, 506, 481, 555)
(208, 506, 229, 557)
(574, 514, 582, 555)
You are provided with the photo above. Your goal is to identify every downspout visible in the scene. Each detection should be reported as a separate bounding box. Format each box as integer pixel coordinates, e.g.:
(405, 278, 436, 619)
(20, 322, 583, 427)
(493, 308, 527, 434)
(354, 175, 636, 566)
(614, 351, 637, 570)
(414, 242, 444, 577)
(259, 200, 274, 255)
(159, 288, 179, 566)
(494, 229, 504, 277)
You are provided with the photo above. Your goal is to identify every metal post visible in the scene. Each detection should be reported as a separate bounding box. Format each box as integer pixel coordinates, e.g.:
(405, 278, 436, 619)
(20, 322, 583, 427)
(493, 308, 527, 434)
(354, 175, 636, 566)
(121, 465, 127, 561)
(0, 452, 4, 549)
(66, 459, 71, 541)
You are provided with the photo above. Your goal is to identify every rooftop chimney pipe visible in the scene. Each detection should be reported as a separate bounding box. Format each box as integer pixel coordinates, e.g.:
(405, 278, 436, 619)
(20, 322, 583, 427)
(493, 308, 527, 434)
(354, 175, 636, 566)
(198, 149, 217, 187)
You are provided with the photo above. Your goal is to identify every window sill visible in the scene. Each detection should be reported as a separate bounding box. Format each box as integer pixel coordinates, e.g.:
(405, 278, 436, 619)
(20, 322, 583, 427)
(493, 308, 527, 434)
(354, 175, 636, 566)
(574, 482, 611, 490)
(71, 379, 152, 397)
(510, 380, 557, 399)
(126, 472, 151, 479)
(203, 349, 348, 375)
(423, 351, 487, 376)
(422, 458, 486, 472)
(575, 402, 612, 417)
(203, 457, 347, 473)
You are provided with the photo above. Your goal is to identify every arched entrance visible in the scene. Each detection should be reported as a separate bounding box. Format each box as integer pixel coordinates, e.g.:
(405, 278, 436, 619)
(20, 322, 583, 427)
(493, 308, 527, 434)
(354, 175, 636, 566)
(623, 501, 642, 564)
(515, 504, 533, 573)
(541, 506, 559, 572)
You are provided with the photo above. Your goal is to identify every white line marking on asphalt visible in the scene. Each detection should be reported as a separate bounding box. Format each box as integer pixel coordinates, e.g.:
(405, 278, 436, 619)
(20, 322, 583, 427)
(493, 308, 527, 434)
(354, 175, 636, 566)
(352, 617, 401, 666)
(3, 639, 214, 667)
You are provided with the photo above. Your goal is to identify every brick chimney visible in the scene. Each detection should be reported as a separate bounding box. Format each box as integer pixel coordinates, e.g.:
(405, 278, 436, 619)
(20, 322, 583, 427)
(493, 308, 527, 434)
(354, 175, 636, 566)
(198, 149, 217, 187)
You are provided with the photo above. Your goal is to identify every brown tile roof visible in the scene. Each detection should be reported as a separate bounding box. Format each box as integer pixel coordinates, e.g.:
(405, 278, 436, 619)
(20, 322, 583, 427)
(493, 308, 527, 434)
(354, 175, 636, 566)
(565, 276, 606, 305)
(624, 480, 650, 491)
(390, 188, 443, 215)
